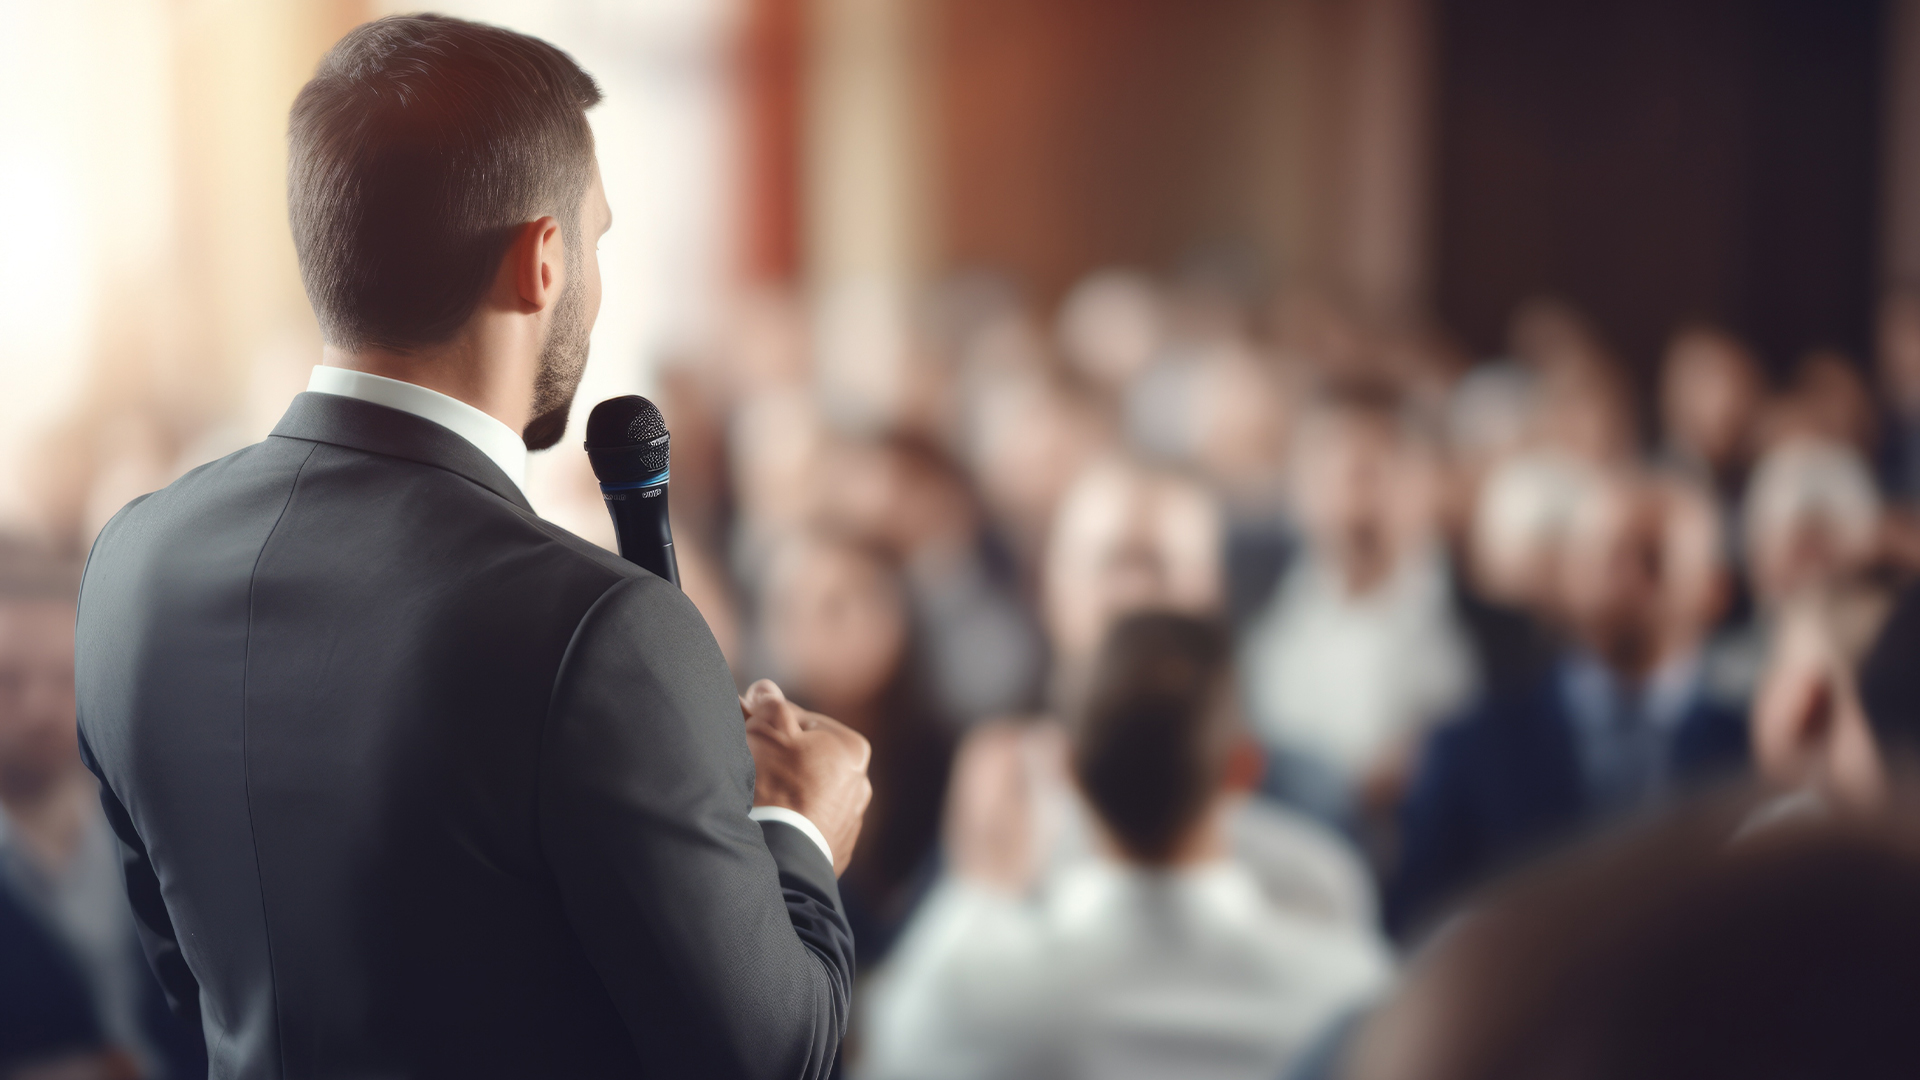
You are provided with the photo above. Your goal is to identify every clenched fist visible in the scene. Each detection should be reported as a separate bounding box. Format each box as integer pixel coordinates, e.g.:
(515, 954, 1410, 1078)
(741, 679, 873, 876)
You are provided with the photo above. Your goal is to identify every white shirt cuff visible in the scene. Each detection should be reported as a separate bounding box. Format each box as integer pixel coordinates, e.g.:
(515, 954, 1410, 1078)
(749, 805, 834, 868)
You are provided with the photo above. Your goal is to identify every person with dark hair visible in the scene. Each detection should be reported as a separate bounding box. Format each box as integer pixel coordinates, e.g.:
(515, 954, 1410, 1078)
(74, 15, 869, 1079)
(859, 612, 1389, 1080)
(0, 545, 204, 1079)
(757, 530, 956, 967)
(1344, 791, 1920, 1080)
(1237, 380, 1477, 830)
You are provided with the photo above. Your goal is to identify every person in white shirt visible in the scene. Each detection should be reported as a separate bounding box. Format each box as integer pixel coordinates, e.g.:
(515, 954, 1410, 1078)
(859, 613, 1392, 1080)
(1239, 382, 1478, 825)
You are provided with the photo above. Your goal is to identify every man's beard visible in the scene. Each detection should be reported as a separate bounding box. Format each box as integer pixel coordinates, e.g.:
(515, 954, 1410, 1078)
(522, 256, 592, 452)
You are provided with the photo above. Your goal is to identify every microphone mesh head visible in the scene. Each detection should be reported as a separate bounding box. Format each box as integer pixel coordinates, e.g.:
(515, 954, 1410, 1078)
(585, 396, 670, 477)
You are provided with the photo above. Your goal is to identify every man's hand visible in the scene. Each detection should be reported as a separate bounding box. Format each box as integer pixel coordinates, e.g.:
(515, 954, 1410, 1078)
(742, 679, 872, 876)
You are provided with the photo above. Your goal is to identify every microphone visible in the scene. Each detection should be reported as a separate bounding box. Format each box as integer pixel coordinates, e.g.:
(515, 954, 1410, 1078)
(584, 395, 680, 588)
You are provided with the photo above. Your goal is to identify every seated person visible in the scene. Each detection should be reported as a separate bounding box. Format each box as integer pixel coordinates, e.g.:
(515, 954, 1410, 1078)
(0, 544, 205, 1078)
(1238, 382, 1478, 829)
(858, 613, 1391, 1080)
(1037, 457, 1377, 929)
(1390, 472, 1747, 938)
(1344, 786, 1920, 1080)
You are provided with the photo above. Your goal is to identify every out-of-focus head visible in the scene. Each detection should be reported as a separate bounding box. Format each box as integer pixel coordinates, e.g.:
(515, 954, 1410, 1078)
(1761, 352, 1879, 456)
(967, 369, 1115, 561)
(1290, 381, 1440, 595)
(0, 544, 82, 796)
(1743, 439, 1882, 610)
(814, 432, 979, 562)
(1534, 362, 1636, 464)
(1507, 296, 1605, 375)
(760, 531, 908, 723)
(1559, 472, 1667, 676)
(1056, 269, 1165, 391)
(1346, 797, 1920, 1080)
(1469, 452, 1606, 612)
(1073, 612, 1239, 864)
(1652, 475, 1730, 660)
(1878, 289, 1920, 418)
(1661, 325, 1762, 474)
(1044, 459, 1222, 673)
(289, 14, 606, 450)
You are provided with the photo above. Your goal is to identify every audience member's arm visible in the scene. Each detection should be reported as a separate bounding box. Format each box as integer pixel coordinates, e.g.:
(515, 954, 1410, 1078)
(77, 729, 203, 1024)
(861, 724, 1047, 1080)
(539, 574, 867, 1080)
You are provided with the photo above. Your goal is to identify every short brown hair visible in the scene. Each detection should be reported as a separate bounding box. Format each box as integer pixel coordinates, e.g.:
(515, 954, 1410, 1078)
(1073, 612, 1236, 863)
(289, 14, 602, 350)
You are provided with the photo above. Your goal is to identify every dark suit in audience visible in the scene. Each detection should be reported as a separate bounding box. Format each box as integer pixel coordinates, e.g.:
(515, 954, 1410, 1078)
(1390, 656, 1747, 936)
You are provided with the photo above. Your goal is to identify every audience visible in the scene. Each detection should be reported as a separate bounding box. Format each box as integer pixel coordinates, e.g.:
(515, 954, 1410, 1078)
(0, 543, 205, 1079)
(26, 223, 1920, 1075)
(1238, 381, 1476, 831)
(1390, 471, 1749, 936)
(859, 613, 1390, 1080)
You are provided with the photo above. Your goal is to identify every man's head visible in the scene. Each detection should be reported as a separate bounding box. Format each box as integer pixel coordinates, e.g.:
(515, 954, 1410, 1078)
(1288, 380, 1437, 597)
(1043, 459, 1222, 672)
(1661, 325, 1761, 475)
(289, 15, 606, 449)
(1559, 473, 1667, 679)
(1072, 612, 1247, 865)
(0, 545, 82, 801)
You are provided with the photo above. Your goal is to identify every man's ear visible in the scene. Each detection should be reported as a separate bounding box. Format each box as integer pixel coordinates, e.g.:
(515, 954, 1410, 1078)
(505, 215, 564, 313)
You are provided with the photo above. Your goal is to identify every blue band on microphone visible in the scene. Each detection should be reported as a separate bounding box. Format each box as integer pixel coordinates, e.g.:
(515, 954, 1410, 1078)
(598, 469, 670, 491)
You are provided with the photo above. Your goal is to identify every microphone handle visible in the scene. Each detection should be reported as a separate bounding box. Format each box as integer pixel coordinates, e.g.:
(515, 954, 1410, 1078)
(600, 479, 681, 588)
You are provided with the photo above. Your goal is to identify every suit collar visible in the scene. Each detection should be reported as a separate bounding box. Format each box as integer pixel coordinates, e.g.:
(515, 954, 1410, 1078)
(270, 392, 535, 513)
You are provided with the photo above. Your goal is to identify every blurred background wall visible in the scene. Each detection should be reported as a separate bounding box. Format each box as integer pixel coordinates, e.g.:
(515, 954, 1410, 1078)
(0, 0, 1915, 544)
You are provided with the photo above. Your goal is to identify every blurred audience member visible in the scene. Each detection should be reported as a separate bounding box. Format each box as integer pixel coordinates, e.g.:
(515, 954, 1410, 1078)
(817, 433, 1045, 725)
(1029, 458, 1378, 927)
(1056, 269, 1165, 399)
(1705, 438, 1885, 701)
(1391, 472, 1748, 937)
(1759, 350, 1878, 456)
(964, 368, 1115, 579)
(1239, 383, 1476, 827)
(758, 532, 953, 966)
(0, 543, 204, 1078)
(860, 614, 1390, 1080)
(1659, 325, 1763, 507)
(727, 385, 829, 586)
(1043, 458, 1222, 699)
(1345, 792, 1920, 1080)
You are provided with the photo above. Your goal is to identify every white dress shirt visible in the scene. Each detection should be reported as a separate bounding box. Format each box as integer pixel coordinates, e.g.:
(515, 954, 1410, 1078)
(1239, 544, 1478, 782)
(858, 860, 1391, 1080)
(305, 365, 835, 869)
(307, 365, 531, 498)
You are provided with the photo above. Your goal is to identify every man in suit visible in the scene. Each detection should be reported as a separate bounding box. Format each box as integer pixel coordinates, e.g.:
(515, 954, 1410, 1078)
(1390, 473, 1749, 938)
(73, 15, 871, 1079)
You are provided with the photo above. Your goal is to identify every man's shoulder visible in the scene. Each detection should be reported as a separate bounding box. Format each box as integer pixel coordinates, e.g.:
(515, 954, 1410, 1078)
(91, 433, 654, 616)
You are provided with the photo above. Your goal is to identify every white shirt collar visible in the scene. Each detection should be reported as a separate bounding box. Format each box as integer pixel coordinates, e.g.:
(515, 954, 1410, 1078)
(306, 366, 529, 499)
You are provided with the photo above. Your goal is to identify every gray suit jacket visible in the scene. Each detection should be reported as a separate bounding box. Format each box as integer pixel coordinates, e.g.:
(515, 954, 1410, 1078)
(75, 392, 852, 1079)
